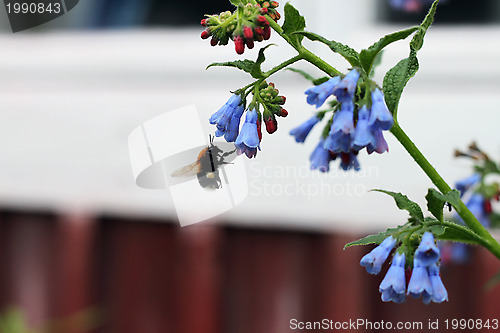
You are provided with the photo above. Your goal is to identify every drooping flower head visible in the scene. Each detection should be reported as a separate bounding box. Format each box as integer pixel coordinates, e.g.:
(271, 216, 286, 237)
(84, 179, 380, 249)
(309, 139, 336, 172)
(360, 236, 397, 275)
(324, 101, 355, 154)
(222, 104, 245, 142)
(379, 252, 406, 303)
(414, 232, 440, 266)
(369, 88, 393, 131)
(427, 263, 448, 303)
(235, 108, 260, 158)
(332, 69, 360, 103)
(210, 94, 242, 133)
(289, 115, 320, 143)
(407, 258, 433, 304)
(305, 76, 341, 108)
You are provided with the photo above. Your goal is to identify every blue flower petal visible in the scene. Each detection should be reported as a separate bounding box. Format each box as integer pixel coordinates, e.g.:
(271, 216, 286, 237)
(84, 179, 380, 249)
(333, 69, 360, 103)
(379, 252, 406, 303)
(369, 88, 393, 131)
(290, 116, 320, 143)
(305, 76, 341, 108)
(360, 236, 397, 275)
(414, 232, 440, 267)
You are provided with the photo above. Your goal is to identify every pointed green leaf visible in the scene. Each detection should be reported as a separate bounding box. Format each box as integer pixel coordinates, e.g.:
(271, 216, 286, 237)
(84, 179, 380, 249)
(295, 31, 361, 68)
(359, 26, 419, 75)
(426, 188, 446, 222)
(382, 49, 419, 116)
(251, 44, 274, 78)
(411, 0, 439, 51)
(374, 189, 424, 223)
(436, 224, 482, 245)
(344, 227, 400, 249)
(207, 60, 256, 74)
(282, 3, 306, 47)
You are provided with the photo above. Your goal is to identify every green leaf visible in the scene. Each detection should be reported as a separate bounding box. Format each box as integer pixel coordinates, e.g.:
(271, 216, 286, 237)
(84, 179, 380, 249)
(444, 189, 461, 208)
(369, 50, 384, 77)
(410, 0, 439, 51)
(374, 189, 424, 223)
(252, 44, 274, 78)
(282, 3, 306, 47)
(295, 31, 361, 68)
(359, 26, 419, 75)
(207, 60, 256, 75)
(437, 224, 482, 245)
(426, 188, 446, 222)
(382, 49, 419, 116)
(286, 68, 329, 85)
(344, 227, 399, 249)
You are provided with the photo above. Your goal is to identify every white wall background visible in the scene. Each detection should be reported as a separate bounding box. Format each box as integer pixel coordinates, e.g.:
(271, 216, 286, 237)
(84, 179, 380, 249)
(0, 1, 499, 232)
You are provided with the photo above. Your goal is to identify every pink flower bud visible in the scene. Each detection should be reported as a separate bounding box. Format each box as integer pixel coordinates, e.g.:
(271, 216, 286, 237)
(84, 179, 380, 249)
(200, 18, 207, 26)
(254, 27, 264, 36)
(277, 108, 288, 117)
(257, 15, 269, 26)
(234, 36, 245, 55)
(260, 7, 268, 14)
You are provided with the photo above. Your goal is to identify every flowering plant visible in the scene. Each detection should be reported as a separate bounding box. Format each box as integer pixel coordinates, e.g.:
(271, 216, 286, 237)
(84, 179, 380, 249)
(200, 0, 500, 303)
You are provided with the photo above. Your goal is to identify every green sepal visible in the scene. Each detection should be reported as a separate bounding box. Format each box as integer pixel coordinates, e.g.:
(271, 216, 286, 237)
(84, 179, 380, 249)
(373, 189, 424, 224)
(410, 0, 439, 51)
(344, 227, 400, 249)
(282, 3, 306, 48)
(286, 68, 329, 85)
(369, 51, 384, 77)
(425, 188, 461, 222)
(294, 31, 361, 68)
(359, 26, 419, 75)
(382, 49, 419, 117)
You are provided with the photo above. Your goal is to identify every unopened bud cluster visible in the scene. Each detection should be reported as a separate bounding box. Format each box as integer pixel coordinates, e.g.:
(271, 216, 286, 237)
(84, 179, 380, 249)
(258, 81, 287, 134)
(255, 0, 281, 22)
(201, 3, 274, 55)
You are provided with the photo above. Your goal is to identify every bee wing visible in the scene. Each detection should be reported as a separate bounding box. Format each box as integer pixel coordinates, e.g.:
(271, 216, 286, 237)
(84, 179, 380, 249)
(171, 160, 201, 178)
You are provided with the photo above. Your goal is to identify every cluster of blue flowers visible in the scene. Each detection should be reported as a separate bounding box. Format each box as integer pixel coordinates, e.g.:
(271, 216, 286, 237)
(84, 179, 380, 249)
(290, 69, 393, 172)
(210, 94, 261, 158)
(360, 232, 448, 304)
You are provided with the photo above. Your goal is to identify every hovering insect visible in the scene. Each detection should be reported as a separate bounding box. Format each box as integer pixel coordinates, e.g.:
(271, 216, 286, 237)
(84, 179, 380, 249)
(171, 135, 236, 190)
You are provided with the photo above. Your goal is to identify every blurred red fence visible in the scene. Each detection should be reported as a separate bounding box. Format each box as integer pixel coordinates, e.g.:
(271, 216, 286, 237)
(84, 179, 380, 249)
(0, 210, 499, 333)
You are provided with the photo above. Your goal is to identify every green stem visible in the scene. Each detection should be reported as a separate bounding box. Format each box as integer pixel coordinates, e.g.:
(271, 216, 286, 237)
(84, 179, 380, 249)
(267, 18, 341, 77)
(264, 54, 303, 77)
(390, 121, 500, 259)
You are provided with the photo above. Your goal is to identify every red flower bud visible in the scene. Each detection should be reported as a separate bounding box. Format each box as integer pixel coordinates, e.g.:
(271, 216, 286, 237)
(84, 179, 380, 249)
(210, 37, 219, 46)
(277, 108, 288, 117)
(260, 7, 268, 14)
(268, 82, 275, 88)
(257, 119, 263, 141)
(254, 27, 265, 36)
(246, 38, 255, 49)
(201, 30, 211, 39)
(264, 116, 278, 134)
(234, 36, 245, 55)
(278, 95, 286, 104)
(263, 26, 271, 40)
(263, 1, 270, 8)
(484, 200, 493, 214)
(271, 1, 279, 8)
(257, 15, 269, 26)
(243, 26, 253, 40)
(201, 18, 207, 26)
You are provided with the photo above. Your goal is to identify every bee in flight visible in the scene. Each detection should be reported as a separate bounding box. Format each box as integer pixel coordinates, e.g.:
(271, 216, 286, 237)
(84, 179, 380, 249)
(171, 135, 236, 190)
